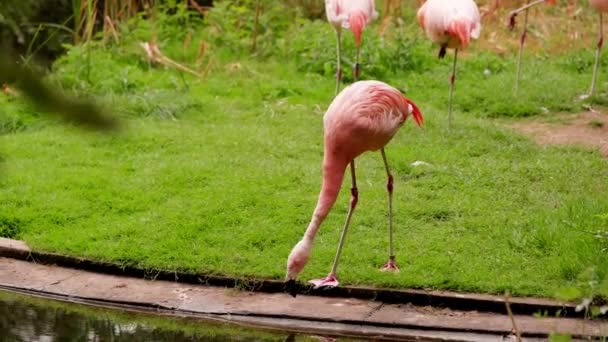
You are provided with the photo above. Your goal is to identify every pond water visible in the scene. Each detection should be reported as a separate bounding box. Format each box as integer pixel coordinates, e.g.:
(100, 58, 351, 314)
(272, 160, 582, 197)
(0, 289, 362, 341)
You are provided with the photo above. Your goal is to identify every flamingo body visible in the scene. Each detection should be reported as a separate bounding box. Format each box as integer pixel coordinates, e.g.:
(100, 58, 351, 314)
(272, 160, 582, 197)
(417, 0, 481, 51)
(590, 0, 608, 12)
(324, 81, 420, 159)
(417, 0, 481, 128)
(326, 0, 378, 45)
(285, 80, 422, 294)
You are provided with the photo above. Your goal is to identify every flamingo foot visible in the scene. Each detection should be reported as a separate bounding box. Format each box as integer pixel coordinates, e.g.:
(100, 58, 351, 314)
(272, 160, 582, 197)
(309, 273, 340, 288)
(381, 256, 400, 272)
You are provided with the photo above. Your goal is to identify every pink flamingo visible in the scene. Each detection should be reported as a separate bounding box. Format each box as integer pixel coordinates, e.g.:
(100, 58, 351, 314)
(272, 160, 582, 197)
(285, 80, 423, 296)
(589, 0, 608, 96)
(508, 0, 557, 93)
(325, 0, 378, 95)
(417, 0, 481, 129)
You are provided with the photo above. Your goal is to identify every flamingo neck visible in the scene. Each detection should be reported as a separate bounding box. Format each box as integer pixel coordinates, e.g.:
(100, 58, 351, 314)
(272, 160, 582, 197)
(303, 152, 349, 241)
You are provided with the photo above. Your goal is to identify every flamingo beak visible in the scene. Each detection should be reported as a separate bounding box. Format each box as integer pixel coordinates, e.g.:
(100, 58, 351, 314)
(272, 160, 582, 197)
(284, 279, 298, 297)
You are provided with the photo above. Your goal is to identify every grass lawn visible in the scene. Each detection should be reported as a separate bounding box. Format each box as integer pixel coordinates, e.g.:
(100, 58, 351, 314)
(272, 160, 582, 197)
(1, 5, 608, 298)
(1, 54, 608, 299)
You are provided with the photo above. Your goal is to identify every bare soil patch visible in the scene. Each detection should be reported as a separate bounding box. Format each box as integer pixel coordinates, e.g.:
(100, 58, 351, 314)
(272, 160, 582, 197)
(511, 110, 608, 157)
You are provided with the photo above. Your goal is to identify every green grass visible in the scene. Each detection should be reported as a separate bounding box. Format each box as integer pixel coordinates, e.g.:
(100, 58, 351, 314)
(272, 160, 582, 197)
(1, 6, 608, 299)
(1, 51, 608, 299)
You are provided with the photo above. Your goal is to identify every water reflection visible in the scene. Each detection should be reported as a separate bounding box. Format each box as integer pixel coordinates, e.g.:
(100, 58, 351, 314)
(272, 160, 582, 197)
(0, 290, 342, 341)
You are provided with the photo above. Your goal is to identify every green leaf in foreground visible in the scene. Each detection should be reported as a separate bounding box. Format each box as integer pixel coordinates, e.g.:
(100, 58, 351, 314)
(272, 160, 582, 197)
(0, 56, 118, 131)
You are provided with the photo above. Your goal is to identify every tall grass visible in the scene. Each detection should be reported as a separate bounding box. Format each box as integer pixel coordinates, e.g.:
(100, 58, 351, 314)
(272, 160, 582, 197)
(37, 0, 608, 120)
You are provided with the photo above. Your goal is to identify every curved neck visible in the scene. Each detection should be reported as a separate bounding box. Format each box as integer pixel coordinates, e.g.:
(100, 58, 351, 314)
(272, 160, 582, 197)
(303, 152, 349, 241)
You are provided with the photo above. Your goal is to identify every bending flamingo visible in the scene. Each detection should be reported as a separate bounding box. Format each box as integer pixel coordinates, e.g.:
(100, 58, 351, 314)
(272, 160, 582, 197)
(285, 80, 423, 296)
(508, 0, 557, 93)
(325, 0, 378, 95)
(589, 0, 608, 96)
(417, 0, 481, 129)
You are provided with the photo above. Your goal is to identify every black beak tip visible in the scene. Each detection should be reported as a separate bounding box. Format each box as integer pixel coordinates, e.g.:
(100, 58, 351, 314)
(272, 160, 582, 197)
(285, 279, 298, 298)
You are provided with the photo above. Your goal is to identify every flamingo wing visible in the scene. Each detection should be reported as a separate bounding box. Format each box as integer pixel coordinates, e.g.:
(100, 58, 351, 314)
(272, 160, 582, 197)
(324, 81, 419, 155)
(325, 0, 344, 27)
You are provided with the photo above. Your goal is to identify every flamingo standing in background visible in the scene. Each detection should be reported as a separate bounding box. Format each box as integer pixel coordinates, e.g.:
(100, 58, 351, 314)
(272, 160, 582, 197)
(417, 0, 481, 129)
(325, 0, 378, 95)
(589, 0, 608, 96)
(284, 80, 423, 296)
(508, 0, 557, 94)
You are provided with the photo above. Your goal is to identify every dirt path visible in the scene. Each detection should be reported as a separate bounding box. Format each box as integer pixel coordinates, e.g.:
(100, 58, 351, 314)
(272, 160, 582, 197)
(510, 110, 608, 157)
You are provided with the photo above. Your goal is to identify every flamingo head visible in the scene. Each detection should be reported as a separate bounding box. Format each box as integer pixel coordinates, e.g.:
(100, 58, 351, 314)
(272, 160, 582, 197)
(348, 11, 368, 47)
(285, 238, 312, 297)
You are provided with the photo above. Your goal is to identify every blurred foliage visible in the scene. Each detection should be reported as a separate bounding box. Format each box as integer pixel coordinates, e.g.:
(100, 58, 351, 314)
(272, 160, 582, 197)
(0, 56, 118, 130)
(0, 0, 73, 66)
(0, 0, 128, 132)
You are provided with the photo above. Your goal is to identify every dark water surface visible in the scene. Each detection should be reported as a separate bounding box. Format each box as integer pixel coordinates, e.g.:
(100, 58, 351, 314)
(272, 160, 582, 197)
(0, 289, 358, 341)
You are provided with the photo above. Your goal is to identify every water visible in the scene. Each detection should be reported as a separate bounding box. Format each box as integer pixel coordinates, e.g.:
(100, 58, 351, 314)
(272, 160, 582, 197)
(0, 290, 359, 342)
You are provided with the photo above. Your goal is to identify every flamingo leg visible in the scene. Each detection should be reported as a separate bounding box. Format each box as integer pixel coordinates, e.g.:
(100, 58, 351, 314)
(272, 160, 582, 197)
(514, 3, 530, 94)
(309, 160, 358, 288)
(354, 44, 361, 81)
(590, 13, 604, 97)
(448, 48, 458, 130)
(380, 149, 399, 272)
(335, 30, 343, 96)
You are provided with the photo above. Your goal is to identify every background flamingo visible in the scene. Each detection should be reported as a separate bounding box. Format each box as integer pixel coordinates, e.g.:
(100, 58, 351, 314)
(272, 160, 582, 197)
(325, 0, 378, 95)
(508, 0, 557, 93)
(589, 0, 608, 96)
(417, 0, 481, 129)
(285, 80, 423, 296)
